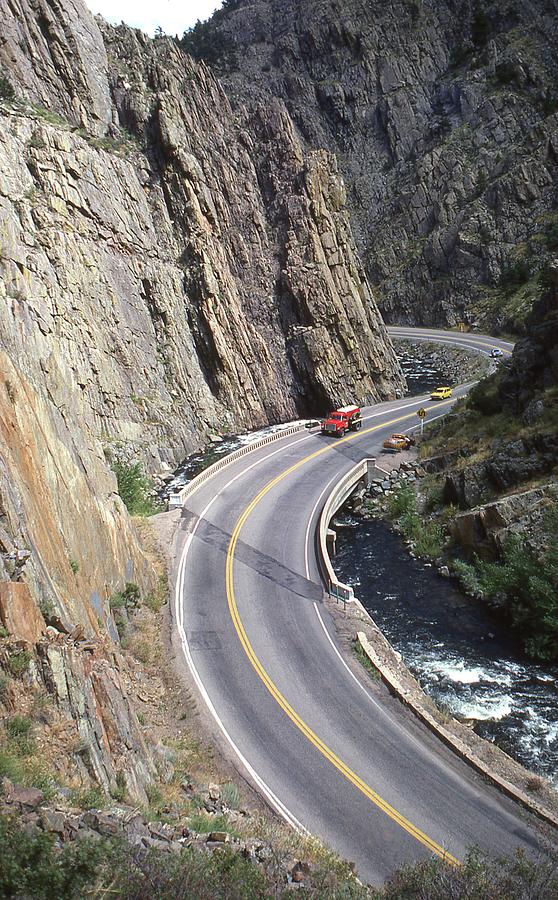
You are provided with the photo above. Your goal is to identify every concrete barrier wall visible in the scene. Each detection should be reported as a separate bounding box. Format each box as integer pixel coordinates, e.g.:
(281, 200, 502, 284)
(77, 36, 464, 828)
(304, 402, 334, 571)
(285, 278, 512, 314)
(317, 459, 383, 604)
(357, 632, 558, 830)
(168, 423, 309, 508)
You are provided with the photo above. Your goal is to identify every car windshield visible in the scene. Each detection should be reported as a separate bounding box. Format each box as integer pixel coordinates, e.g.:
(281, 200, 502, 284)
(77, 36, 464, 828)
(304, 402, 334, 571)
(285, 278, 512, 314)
(330, 414, 343, 420)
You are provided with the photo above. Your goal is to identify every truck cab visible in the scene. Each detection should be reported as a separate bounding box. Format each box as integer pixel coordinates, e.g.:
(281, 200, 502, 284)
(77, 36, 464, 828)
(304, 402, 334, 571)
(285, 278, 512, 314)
(321, 405, 362, 437)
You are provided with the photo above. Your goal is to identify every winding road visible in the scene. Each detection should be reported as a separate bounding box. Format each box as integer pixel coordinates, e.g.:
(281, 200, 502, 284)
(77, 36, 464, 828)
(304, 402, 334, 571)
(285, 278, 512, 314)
(171, 328, 544, 884)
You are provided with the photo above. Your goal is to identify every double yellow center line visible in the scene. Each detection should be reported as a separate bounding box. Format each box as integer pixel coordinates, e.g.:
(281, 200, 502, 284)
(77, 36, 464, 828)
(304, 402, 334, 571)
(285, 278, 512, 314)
(225, 403, 459, 864)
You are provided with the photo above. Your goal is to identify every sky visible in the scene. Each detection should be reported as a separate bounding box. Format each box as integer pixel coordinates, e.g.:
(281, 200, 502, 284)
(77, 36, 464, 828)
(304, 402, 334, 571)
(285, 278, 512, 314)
(85, 0, 223, 37)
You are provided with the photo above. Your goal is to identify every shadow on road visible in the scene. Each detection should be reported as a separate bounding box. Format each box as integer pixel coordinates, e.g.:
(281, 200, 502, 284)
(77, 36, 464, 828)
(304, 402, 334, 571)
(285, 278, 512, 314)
(181, 509, 323, 605)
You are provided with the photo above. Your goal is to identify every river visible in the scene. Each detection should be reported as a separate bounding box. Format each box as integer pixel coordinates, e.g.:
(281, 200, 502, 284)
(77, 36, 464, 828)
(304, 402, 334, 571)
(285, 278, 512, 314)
(333, 345, 558, 786)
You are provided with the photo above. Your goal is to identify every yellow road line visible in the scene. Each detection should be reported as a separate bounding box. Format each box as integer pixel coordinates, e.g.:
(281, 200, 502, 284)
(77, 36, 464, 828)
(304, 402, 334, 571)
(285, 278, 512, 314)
(225, 403, 460, 865)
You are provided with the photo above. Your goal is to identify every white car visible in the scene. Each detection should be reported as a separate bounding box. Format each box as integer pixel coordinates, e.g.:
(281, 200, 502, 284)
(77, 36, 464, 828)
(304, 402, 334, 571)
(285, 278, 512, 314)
(490, 348, 503, 358)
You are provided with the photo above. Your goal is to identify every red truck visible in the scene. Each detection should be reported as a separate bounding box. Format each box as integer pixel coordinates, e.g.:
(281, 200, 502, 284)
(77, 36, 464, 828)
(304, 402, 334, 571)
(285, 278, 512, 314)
(321, 405, 362, 437)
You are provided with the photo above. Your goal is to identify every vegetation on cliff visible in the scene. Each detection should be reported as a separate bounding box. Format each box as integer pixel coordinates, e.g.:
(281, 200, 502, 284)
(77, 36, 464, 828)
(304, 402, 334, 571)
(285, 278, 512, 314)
(415, 270, 558, 659)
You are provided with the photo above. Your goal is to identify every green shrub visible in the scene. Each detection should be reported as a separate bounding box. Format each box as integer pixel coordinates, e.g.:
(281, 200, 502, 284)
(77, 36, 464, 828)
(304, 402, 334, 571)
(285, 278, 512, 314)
(110, 582, 140, 611)
(452, 558, 481, 594)
(0, 625, 8, 639)
(471, 1, 491, 46)
(145, 783, 163, 810)
(386, 484, 416, 520)
(112, 461, 162, 516)
(7, 650, 31, 676)
(110, 771, 127, 803)
(188, 812, 234, 835)
(5, 716, 32, 740)
(71, 786, 105, 810)
(221, 781, 241, 810)
(0, 814, 107, 899)
(499, 258, 531, 290)
(466, 371, 502, 416)
(456, 513, 558, 660)
(376, 846, 558, 899)
(0, 75, 15, 101)
(27, 132, 46, 149)
(69, 558, 79, 575)
(414, 522, 444, 559)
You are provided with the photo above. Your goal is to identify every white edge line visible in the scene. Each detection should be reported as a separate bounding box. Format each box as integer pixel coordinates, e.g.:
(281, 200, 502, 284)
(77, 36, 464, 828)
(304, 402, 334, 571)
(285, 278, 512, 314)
(174, 436, 310, 834)
(172, 375, 476, 834)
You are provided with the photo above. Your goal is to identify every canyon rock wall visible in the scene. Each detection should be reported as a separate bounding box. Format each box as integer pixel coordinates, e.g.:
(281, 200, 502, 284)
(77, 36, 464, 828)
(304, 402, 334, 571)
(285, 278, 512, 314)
(0, 0, 402, 645)
(197, 0, 558, 330)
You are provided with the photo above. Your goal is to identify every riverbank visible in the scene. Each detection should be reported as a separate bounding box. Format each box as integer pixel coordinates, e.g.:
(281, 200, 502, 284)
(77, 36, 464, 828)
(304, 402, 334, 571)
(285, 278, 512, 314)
(329, 451, 558, 827)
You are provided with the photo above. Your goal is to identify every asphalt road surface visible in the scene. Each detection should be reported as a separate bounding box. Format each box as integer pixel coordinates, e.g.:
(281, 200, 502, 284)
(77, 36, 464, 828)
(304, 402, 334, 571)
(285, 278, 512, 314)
(172, 329, 547, 885)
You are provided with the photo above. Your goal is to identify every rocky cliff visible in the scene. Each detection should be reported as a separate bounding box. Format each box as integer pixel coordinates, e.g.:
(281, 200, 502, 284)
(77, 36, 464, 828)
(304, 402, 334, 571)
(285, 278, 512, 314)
(0, 0, 403, 637)
(189, 0, 558, 331)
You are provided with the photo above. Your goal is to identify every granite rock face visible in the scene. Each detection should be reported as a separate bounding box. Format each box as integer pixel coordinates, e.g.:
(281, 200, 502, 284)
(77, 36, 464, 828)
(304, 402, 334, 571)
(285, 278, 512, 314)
(0, 0, 403, 643)
(199, 0, 558, 329)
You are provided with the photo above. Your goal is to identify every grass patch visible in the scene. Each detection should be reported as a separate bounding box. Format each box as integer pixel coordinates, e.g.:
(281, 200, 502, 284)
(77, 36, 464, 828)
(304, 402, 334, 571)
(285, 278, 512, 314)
(6, 650, 31, 677)
(70, 787, 105, 810)
(188, 812, 236, 836)
(386, 485, 445, 559)
(352, 640, 379, 680)
(112, 461, 163, 516)
(221, 782, 241, 810)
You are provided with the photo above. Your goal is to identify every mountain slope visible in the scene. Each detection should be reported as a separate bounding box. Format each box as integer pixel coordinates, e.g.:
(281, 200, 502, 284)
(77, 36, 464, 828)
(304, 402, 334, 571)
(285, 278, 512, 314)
(189, 0, 558, 331)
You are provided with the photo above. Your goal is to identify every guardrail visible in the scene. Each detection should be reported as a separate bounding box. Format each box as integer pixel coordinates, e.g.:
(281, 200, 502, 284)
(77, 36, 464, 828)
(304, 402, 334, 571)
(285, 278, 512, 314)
(168, 422, 311, 508)
(318, 458, 388, 606)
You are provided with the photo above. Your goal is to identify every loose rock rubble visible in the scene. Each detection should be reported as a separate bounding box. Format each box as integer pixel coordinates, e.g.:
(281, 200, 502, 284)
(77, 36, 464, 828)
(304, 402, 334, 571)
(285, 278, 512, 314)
(0, 779, 315, 887)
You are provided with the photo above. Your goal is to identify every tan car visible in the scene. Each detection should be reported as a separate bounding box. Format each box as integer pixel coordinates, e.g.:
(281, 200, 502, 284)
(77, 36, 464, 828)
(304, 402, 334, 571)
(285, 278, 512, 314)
(382, 433, 416, 452)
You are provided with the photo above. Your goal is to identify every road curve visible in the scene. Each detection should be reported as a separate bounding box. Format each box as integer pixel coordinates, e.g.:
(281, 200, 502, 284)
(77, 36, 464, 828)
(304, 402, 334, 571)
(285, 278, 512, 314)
(173, 329, 543, 884)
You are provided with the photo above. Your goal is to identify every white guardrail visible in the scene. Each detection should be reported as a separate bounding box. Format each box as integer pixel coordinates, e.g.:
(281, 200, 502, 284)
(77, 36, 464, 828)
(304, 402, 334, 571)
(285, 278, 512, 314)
(318, 458, 389, 606)
(168, 423, 311, 509)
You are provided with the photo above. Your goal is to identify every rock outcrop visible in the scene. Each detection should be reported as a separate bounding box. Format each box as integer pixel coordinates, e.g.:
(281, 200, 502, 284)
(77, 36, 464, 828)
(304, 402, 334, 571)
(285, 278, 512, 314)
(195, 0, 558, 330)
(0, 0, 403, 645)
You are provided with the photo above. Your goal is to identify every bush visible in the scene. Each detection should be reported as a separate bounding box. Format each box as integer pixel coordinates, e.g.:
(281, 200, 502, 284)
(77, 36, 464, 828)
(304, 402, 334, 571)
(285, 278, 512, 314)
(110, 582, 140, 611)
(0, 673, 10, 700)
(188, 812, 234, 835)
(71, 786, 105, 810)
(5, 715, 32, 741)
(471, 1, 491, 46)
(7, 650, 31, 676)
(0, 75, 15, 101)
(499, 258, 531, 290)
(476, 529, 558, 660)
(452, 558, 481, 595)
(221, 781, 241, 809)
(112, 461, 162, 516)
(466, 371, 502, 416)
(69, 558, 79, 575)
(376, 846, 558, 899)
(0, 814, 107, 899)
(414, 522, 444, 559)
(386, 484, 416, 520)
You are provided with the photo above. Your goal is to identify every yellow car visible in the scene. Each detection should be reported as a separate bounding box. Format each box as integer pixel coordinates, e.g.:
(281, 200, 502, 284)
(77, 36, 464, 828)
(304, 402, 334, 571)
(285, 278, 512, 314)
(430, 386, 452, 401)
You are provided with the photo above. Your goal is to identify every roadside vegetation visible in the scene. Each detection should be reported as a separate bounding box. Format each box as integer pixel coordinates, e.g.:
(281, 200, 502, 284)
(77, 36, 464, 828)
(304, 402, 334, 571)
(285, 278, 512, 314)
(385, 483, 445, 560)
(1, 811, 557, 899)
(451, 511, 558, 661)
(112, 460, 163, 516)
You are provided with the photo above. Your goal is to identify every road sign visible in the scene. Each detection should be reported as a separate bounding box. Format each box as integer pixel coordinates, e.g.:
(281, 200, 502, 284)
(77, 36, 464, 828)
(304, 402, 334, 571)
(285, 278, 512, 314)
(417, 408, 427, 419)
